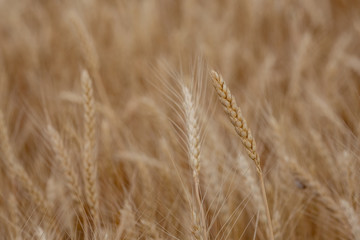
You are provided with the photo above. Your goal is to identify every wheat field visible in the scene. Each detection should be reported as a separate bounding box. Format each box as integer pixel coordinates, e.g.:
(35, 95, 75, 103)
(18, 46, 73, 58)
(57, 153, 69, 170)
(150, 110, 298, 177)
(1, 0, 360, 239)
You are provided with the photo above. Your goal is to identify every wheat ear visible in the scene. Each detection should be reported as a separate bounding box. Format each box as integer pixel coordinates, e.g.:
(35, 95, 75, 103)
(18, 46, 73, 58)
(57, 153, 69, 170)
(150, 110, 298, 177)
(0, 111, 49, 216)
(116, 200, 138, 239)
(81, 70, 99, 229)
(47, 125, 83, 212)
(182, 86, 208, 240)
(272, 210, 282, 240)
(210, 70, 274, 240)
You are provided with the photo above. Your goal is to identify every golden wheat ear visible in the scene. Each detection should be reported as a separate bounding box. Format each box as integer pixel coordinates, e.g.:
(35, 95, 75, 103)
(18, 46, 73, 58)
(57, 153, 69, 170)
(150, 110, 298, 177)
(47, 125, 83, 213)
(182, 85, 208, 240)
(81, 69, 100, 235)
(0, 111, 49, 217)
(210, 70, 274, 240)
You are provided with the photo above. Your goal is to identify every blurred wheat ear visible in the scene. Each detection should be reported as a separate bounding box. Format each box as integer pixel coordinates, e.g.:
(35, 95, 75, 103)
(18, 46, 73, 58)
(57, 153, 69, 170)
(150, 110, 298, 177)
(81, 69, 99, 237)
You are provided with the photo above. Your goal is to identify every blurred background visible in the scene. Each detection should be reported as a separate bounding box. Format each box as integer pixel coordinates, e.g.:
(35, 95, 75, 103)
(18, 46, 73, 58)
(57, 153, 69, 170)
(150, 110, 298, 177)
(1, 0, 360, 239)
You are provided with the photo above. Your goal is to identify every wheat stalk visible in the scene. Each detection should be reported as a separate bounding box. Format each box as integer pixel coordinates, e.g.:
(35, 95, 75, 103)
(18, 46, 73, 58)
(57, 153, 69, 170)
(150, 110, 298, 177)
(237, 154, 267, 229)
(182, 86, 208, 240)
(210, 70, 274, 240)
(47, 125, 83, 213)
(202, 151, 230, 238)
(81, 70, 99, 231)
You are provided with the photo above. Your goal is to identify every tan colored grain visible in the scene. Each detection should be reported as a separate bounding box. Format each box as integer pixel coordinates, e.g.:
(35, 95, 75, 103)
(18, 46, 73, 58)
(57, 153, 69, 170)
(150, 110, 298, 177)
(210, 70, 274, 240)
(210, 71, 261, 173)
(47, 125, 83, 212)
(183, 86, 208, 240)
(81, 70, 99, 231)
(116, 200, 138, 240)
(0, 111, 49, 218)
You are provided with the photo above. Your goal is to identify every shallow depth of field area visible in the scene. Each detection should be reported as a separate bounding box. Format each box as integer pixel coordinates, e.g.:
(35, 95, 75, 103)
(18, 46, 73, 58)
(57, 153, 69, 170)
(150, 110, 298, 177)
(1, 0, 360, 239)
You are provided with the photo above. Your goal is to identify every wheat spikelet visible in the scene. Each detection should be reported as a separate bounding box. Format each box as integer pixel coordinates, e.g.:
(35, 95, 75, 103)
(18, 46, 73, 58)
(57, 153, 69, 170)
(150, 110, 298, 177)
(210, 70, 274, 240)
(47, 125, 83, 212)
(182, 86, 208, 240)
(0, 111, 49, 217)
(81, 70, 99, 230)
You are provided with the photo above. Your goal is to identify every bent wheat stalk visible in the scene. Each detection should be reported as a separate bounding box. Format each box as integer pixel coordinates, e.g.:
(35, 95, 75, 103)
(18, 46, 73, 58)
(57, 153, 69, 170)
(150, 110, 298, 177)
(210, 70, 274, 240)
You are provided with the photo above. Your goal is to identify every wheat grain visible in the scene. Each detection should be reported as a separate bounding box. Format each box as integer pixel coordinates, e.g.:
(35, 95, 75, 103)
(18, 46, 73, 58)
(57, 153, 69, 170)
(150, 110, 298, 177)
(47, 125, 83, 212)
(210, 70, 274, 240)
(182, 86, 208, 240)
(183, 86, 201, 182)
(210, 71, 261, 173)
(0, 111, 49, 218)
(81, 70, 99, 232)
(116, 200, 138, 240)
